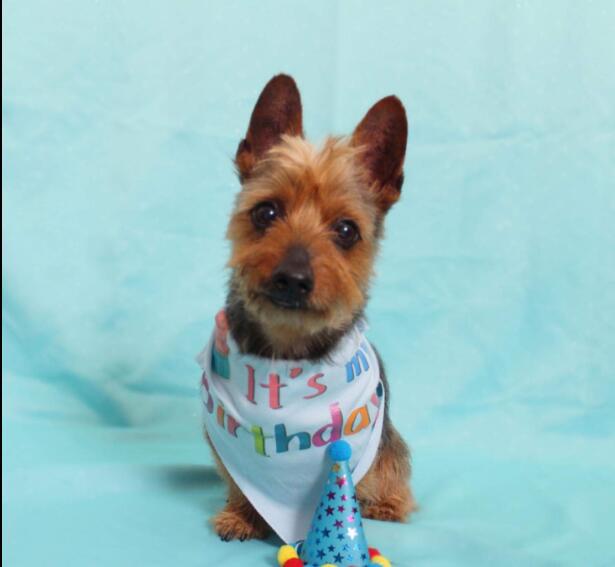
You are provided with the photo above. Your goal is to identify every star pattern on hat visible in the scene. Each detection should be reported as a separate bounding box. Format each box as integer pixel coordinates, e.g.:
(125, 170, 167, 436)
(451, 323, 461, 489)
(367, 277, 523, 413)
(300, 441, 371, 566)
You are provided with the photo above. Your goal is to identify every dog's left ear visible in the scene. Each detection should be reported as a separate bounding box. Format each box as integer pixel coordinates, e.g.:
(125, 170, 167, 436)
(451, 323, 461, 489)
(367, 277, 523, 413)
(352, 96, 408, 214)
(235, 74, 303, 181)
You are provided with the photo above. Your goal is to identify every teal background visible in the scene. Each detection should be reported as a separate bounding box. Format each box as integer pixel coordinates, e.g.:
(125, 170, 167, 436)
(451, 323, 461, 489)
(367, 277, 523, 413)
(3, 1, 615, 566)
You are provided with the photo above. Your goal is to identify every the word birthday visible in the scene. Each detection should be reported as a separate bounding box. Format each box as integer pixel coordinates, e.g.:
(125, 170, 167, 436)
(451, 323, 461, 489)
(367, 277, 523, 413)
(201, 367, 383, 456)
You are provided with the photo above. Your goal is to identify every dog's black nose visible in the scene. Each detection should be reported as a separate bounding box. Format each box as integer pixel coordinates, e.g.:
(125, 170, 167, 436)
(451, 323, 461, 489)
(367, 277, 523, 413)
(268, 246, 314, 308)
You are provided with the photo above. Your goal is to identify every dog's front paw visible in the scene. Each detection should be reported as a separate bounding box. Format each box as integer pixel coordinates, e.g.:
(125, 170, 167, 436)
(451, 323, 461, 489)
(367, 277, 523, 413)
(213, 507, 269, 542)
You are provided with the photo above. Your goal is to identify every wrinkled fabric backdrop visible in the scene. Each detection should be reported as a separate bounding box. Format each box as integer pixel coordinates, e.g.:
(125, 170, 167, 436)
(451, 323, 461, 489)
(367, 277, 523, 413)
(3, 1, 615, 566)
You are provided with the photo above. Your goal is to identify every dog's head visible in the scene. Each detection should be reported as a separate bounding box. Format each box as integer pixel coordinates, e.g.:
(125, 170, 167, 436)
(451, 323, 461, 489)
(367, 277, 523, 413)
(227, 74, 407, 348)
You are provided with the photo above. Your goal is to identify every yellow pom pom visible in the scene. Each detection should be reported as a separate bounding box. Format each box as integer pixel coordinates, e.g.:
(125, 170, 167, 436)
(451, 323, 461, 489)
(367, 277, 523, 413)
(320, 564, 337, 567)
(277, 545, 298, 566)
(372, 555, 392, 567)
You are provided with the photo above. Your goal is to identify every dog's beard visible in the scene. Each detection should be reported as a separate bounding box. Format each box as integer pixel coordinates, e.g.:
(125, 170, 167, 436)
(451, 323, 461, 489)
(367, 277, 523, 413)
(226, 277, 362, 360)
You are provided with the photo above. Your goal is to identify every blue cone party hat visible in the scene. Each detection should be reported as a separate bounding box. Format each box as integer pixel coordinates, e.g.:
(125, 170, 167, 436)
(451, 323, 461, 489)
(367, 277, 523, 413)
(277, 440, 392, 567)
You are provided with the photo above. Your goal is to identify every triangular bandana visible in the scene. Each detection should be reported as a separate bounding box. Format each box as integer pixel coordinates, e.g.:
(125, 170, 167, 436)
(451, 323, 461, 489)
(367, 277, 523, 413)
(197, 310, 385, 543)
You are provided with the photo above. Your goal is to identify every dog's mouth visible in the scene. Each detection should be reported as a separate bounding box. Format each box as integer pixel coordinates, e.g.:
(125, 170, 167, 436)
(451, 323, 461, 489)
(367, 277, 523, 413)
(240, 287, 352, 339)
(262, 292, 309, 311)
(249, 289, 328, 317)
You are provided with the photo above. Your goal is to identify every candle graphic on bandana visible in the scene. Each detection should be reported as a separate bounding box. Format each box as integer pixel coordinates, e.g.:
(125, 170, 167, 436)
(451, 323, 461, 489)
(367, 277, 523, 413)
(212, 309, 230, 379)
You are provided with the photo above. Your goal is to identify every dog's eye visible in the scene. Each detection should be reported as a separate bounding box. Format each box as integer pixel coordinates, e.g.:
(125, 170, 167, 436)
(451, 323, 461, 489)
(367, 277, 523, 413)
(251, 201, 280, 230)
(333, 220, 360, 249)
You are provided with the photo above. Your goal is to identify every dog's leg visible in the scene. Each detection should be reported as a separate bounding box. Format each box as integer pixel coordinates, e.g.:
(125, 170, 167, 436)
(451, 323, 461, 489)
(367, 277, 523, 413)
(214, 478, 271, 541)
(206, 433, 271, 541)
(356, 418, 417, 522)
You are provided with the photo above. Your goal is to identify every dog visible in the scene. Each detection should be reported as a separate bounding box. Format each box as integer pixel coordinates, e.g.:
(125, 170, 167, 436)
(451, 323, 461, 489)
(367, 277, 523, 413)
(204, 74, 416, 542)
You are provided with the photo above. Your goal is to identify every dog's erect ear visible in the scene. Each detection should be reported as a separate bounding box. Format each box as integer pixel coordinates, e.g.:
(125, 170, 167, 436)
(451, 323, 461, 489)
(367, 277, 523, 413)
(352, 96, 408, 213)
(235, 74, 303, 181)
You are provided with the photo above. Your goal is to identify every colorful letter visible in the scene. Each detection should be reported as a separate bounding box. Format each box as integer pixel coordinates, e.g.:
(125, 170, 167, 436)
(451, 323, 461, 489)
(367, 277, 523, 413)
(304, 372, 326, 399)
(201, 372, 214, 414)
(345, 348, 370, 382)
(343, 405, 371, 435)
(260, 373, 287, 409)
(245, 364, 257, 404)
(274, 424, 311, 453)
(216, 404, 225, 427)
(251, 425, 268, 456)
(312, 403, 343, 447)
(227, 414, 242, 437)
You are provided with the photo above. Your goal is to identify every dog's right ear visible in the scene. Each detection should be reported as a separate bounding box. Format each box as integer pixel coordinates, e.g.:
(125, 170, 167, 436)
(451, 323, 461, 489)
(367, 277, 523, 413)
(235, 74, 303, 181)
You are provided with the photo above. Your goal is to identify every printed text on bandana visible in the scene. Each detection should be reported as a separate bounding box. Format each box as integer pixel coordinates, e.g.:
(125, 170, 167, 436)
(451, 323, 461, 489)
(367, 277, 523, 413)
(201, 344, 383, 457)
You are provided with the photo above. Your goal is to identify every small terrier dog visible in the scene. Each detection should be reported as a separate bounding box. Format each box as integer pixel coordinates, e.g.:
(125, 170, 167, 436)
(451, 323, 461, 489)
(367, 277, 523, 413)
(209, 74, 416, 541)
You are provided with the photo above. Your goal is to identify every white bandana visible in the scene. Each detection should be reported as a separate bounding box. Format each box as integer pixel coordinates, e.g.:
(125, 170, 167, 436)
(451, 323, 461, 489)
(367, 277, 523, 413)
(197, 310, 384, 544)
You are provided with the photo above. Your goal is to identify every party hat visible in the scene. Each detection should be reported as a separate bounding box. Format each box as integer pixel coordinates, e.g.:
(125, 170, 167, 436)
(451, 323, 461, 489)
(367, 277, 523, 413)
(277, 440, 392, 567)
